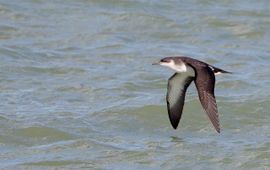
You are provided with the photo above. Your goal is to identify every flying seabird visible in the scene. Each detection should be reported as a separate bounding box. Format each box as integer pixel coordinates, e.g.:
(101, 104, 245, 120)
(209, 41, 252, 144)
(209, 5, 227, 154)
(153, 56, 231, 133)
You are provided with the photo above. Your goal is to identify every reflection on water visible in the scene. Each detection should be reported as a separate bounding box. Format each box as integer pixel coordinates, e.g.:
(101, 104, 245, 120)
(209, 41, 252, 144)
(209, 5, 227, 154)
(0, 0, 270, 169)
(170, 136, 185, 143)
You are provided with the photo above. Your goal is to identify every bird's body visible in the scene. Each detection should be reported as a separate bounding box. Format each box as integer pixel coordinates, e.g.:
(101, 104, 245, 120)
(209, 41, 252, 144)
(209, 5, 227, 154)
(153, 56, 230, 133)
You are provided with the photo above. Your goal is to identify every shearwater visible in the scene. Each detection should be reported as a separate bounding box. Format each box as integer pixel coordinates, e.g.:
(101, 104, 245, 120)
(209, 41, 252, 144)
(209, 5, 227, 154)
(153, 56, 231, 133)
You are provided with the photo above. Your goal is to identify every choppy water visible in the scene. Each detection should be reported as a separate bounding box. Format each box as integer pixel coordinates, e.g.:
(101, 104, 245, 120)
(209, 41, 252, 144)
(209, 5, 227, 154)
(0, 0, 270, 169)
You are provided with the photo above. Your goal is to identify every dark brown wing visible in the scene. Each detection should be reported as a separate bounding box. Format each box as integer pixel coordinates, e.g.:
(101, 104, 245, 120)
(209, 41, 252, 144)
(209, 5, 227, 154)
(166, 73, 194, 129)
(194, 66, 220, 133)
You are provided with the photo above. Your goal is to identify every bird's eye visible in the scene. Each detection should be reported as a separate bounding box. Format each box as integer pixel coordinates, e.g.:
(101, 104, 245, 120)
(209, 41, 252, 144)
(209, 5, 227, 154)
(161, 59, 170, 63)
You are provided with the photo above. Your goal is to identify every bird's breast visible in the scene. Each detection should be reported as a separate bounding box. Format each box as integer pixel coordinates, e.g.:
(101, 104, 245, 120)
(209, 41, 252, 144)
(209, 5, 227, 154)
(174, 63, 195, 77)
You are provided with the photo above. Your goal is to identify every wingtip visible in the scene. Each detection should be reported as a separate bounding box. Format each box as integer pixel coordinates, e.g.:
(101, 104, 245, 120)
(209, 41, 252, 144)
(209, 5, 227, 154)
(170, 121, 179, 129)
(169, 117, 180, 130)
(212, 124, 221, 133)
(215, 125, 221, 133)
(172, 124, 178, 130)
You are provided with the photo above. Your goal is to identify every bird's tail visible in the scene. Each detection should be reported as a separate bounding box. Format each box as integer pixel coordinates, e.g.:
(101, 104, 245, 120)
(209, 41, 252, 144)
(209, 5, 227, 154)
(211, 66, 232, 75)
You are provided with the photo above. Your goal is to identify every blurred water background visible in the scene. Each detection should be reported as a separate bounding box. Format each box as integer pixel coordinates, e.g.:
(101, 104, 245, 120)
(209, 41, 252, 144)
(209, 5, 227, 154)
(0, 0, 270, 169)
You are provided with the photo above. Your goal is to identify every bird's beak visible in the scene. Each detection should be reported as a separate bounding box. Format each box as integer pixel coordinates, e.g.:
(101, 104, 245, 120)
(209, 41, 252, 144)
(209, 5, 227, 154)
(152, 62, 160, 65)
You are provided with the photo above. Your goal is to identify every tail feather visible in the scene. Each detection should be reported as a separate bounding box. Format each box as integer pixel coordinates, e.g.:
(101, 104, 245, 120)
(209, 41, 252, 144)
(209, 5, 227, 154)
(211, 66, 232, 75)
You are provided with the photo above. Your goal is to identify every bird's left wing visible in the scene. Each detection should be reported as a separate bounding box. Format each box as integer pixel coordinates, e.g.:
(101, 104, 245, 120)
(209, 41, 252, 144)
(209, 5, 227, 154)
(166, 73, 194, 129)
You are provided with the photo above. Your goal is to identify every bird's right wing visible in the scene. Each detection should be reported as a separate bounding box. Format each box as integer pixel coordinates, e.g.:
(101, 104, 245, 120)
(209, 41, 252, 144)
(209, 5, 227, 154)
(166, 73, 194, 129)
(194, 66, 221, 133)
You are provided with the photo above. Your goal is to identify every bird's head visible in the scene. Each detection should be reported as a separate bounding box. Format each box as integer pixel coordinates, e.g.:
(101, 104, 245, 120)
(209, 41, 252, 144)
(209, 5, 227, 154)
(152, 57, 176, 68)
(152, 57, 187, 73)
